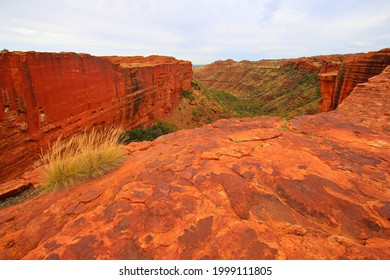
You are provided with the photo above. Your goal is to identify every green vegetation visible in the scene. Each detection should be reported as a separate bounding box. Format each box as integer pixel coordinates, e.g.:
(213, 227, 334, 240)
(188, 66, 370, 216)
(119, 121, 176, 144)
(204, 88, 265, 118)
(193, 64, 321, 120)
(181, 90, 195, 101)
(40, 127, 125, 190)
(191, 80, 201, 90)
(256, 67, 321, 118)
(192, 108, 199, 116)
(281, 119, 290, 131)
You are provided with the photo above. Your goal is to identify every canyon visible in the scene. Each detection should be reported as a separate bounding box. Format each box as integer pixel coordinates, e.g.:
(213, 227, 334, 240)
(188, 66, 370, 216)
(0, 52, 192, 183)
(0, 65, 389, 260)
(193, 58, 323, 118)
(0, 49, 389, 260)
(194, 49, 390, 116)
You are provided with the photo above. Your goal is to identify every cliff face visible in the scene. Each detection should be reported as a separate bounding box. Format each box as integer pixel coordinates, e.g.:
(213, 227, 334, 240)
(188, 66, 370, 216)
(318, 49, 390, 111)
(0, 52, 192, 182)
(0, 66, 389, 260)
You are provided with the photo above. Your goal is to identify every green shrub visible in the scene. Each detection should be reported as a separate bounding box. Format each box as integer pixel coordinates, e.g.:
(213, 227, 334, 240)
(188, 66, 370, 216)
(205, 88, 265, 118)
(40, 127, 125, 190)
(182, 90, 195, 101)
(191, 80, 201, 90)
(119, 121, 176, 144)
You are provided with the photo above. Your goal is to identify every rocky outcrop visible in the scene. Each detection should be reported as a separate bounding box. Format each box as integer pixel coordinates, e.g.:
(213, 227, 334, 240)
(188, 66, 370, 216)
(0, 66, 389, 260)
(318, 48, 390, 111)
(283, 53, 364, 74)
(0, 52, 192, 183)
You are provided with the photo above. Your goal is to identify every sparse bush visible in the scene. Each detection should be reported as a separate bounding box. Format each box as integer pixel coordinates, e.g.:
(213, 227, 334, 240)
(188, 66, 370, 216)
(191, 80, 201, 90)
(181, 90, 195, 101)
(40, 127, 125, 190)
(119, 121, 176, 144)
(206, 88, 265, 117)
(192, 109, 199, 116)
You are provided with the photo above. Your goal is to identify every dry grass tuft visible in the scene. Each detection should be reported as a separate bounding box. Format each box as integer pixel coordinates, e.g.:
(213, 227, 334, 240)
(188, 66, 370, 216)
(40, 127, 126, 190)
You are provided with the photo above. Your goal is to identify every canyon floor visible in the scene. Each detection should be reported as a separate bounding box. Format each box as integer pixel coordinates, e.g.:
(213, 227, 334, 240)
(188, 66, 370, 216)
(0, 66, 389, 260)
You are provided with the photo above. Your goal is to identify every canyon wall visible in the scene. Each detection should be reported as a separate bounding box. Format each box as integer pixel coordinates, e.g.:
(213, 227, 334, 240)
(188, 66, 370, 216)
(318, 48, 390, 111)
(0, 66, 389, 260)
(0, 52, 192, 183)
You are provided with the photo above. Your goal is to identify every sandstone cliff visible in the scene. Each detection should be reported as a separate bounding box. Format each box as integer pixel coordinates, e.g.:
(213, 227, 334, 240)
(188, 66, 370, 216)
(318, 48, 390, 111)
(0, 66, 388, 260)
(0, 52, 192, 183)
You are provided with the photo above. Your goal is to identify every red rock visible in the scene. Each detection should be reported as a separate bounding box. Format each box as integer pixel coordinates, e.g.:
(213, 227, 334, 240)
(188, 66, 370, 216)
(0, 52, 192, 183)
(73, 203, 87, 215)
(189, 100, 196, 105)
(80, 188, 102, 203)
(318, 48, 390, 111)
(318, 71, 338, 112)
(283, 53, 365, 73)
(0, 66, 389, 260)
(0, 179, 32, 200)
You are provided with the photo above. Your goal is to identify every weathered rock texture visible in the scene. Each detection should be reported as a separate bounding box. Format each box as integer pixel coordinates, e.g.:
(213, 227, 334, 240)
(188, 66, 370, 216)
(283, 53, 363, 74)
(0, 66, 389, 260)
(318, 48, 390, 111)
(0, 52, 192, 183)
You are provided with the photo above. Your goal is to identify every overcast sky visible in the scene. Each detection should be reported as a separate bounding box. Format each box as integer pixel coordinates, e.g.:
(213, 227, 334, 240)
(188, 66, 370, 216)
(1, 0, 389, 64)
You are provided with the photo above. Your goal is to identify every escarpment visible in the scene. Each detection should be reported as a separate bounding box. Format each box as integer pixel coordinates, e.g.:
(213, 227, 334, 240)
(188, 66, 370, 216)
(318, 48, 390, 111)
(0, 52, 192, 183)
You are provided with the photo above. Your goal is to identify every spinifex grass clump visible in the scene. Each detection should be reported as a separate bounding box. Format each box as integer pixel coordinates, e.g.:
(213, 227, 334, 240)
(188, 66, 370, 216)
(40, 127, 125, 190)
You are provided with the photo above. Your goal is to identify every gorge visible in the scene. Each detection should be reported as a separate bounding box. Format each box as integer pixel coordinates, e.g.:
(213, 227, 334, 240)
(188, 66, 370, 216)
(0, 49, 389, 260)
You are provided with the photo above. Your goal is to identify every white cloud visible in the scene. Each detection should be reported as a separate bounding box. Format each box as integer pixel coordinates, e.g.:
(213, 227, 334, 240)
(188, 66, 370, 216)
(0, 0, 389, 64)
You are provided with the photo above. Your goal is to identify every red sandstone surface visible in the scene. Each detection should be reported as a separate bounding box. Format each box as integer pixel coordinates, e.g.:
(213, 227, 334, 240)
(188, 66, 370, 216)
(0, 52, 192, 183)
(0, 66, 389, 260)
(318, 48, 390, 111)
(283, 53, 364, 73)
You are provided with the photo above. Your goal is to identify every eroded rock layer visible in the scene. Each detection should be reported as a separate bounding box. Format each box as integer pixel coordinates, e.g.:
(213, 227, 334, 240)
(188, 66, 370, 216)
(318, 48, 390, 111)
(0, 66, 389, 260)
(0, 52, 192, 183)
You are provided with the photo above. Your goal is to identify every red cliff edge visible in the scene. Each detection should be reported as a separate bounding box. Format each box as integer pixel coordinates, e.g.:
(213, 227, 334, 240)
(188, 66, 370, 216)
(318, 48, 390, 111)
(0, 52, 192, 183)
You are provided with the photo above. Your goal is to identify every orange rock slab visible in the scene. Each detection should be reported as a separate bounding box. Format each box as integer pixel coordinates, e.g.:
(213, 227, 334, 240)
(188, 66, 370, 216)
(0, 66, 389, 260)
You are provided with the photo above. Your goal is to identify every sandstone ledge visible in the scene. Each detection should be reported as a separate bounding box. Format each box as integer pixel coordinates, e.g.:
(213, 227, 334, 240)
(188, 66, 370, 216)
(0, 67, 389, 260)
